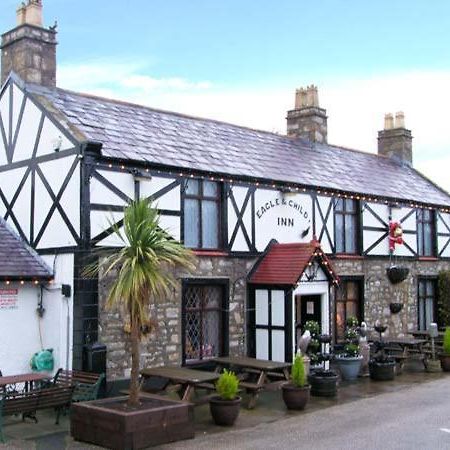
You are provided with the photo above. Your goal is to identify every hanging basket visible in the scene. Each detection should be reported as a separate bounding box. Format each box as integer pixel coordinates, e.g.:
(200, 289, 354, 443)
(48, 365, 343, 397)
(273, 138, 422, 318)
(386, 266, 409, 284)
(389, 302, 404, 314)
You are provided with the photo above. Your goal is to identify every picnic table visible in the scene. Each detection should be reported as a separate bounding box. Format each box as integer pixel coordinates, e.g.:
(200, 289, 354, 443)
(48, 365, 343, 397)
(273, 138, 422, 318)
(213, 356, 291, 408)
(139, 366, 219, 404)
(378, 338, 429, 371)
(0, 372, 52, 393)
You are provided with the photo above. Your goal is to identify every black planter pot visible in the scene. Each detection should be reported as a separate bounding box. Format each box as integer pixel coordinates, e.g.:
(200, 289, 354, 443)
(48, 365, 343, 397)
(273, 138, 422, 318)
(389, 302, 404, 314)
(209, 396, 241, 426)
(386, 266, 409, 284)
(309, 370, 339, 397)
(439, 354, 450, 372)
(281, 384, 311, 410)
(369, 359, 396, 381)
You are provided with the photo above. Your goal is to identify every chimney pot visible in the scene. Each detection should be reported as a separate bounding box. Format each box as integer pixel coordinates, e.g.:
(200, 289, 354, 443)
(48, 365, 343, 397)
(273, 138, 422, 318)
(287, 84, 328, 143)
(395, 111, 405, 128)
(384, 113, 394, 130)
(17, 1, 43, 27)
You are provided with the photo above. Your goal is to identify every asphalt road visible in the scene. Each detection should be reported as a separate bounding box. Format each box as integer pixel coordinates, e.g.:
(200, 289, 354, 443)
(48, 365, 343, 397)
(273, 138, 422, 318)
(165, 377, 450, 450)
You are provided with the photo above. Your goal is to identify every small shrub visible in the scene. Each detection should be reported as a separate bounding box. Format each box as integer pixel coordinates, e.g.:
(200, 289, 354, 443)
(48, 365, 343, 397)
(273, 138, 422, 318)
(342, 317, 360, 357)
(346, 316, 359, 328)
(304, 320, 320, 337)
(216, 369, 239, 400)
(291, 352, 307, 388)
(443, 327, 450, 355)
(344, 343, 360, 357)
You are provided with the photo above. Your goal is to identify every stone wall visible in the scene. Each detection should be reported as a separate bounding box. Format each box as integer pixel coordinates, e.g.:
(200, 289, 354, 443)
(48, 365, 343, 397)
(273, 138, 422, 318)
(99, 252, 450, 380)
(333, 258, 450, 338)
(98, 255, 256, 380)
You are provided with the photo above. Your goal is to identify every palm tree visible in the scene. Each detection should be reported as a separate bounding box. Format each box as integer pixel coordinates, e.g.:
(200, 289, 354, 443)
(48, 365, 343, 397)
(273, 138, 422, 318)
(87, 199, 195, 406)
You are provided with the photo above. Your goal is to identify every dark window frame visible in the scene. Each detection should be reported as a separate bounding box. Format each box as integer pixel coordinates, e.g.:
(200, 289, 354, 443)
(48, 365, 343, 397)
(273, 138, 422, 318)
(417, 277, 438, 330)
(181, 179, 223, 250)
(417, 209, 436, 257)
(181, 278, 229, 366)
(334, 198, 360, 254)
(334, 277, 364, 342)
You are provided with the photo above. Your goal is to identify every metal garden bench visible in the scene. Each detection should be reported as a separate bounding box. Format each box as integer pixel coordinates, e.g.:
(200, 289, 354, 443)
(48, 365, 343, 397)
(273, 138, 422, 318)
(52, 369, 105, 402)
(0, 385, 74, 442)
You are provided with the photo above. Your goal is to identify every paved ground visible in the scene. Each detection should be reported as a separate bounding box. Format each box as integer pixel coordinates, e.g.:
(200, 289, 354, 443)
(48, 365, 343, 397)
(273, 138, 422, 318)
(164, 376, 450, 450)
(0, 363, 448, 449)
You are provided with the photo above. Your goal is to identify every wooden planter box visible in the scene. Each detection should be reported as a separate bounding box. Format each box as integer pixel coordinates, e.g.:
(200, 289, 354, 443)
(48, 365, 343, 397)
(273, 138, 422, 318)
(71, 394, 195, 450)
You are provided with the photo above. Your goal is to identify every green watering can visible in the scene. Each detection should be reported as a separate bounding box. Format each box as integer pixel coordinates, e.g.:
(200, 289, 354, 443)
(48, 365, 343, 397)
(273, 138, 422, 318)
(30, 348, 54, 371)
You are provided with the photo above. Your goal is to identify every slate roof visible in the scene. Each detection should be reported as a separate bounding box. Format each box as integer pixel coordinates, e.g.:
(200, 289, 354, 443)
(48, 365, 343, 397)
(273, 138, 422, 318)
(249, 240, 338, 285)
(28, 83, 450, 207)
(0, 218, 53, 280)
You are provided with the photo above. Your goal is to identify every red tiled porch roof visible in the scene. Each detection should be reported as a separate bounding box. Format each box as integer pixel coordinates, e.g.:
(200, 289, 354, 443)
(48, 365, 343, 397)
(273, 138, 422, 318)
(248, 240, 339, 286)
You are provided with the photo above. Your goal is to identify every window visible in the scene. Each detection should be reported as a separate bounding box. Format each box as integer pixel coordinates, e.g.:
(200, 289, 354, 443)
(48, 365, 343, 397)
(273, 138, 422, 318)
(335, 279, 363, 341)
(183, 179, 221, 249)
(418, 278, 437, 330)
(334, 199, 359, 253)
(417, 209, 435, 256)
(182, 282, 227, 364)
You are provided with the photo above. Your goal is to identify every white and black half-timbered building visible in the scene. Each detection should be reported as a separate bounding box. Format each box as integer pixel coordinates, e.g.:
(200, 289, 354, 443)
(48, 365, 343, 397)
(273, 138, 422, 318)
(1, 1, 450, 380)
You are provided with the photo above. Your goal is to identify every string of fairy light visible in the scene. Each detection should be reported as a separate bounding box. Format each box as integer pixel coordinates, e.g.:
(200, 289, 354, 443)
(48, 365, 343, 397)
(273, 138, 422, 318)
(0, 279, 51, 286)
(99, 161, 450, 214)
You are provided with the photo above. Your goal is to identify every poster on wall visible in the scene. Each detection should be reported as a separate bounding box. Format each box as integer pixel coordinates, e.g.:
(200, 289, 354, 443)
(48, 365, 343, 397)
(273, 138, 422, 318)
(0, 289, 19, 310)
(255, 190, 312, 251)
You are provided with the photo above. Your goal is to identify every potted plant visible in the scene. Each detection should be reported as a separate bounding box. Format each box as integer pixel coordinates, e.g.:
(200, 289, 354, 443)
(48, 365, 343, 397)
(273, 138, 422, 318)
(335, 317, 363, 381)
(386, 265, 409, 284)
(439, 327, 450, 372)
(282, 351, 311, 410)
(369, 323, 396, 380)
(304, 320, 321, 368)
(71, 199, 196, 449)
(305, 322, 339, 397)
(209, 369, 241, 426)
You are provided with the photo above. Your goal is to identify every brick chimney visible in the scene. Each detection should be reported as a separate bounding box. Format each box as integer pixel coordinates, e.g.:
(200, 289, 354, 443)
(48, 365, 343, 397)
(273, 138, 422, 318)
(378, 112, 413, 166)
(286, 85, 328, 143)
(1, 0, 57, 87)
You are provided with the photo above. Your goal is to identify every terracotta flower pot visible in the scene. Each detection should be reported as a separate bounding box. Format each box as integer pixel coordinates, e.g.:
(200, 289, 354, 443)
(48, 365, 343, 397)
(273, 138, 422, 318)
(281, 383, 310, 410)
(209, 396, 241, 426)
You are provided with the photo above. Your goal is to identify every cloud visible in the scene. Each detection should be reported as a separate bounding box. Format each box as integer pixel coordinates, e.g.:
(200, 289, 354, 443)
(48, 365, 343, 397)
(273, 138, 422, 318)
(57, 62, 450, 193)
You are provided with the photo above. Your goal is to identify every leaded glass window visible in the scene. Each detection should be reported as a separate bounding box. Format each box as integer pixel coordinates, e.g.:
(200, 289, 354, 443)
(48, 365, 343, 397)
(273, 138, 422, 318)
(183, 284, 225, 363)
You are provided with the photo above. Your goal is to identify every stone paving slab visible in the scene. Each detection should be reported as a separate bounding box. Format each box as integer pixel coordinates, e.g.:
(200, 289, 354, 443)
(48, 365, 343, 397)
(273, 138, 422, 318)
(0, 362, 445, 449)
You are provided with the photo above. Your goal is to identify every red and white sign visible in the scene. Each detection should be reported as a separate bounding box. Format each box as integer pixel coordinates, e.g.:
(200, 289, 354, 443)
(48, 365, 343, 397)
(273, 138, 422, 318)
(0, 289, 19, 310)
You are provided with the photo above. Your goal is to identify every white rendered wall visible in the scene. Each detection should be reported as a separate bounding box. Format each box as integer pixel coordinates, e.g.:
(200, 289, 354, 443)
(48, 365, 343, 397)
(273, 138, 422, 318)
(0, 254, 74, 375)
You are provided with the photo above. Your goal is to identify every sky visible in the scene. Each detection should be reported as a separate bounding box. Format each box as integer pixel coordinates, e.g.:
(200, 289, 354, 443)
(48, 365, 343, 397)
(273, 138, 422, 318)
(1, 0, 449, 192)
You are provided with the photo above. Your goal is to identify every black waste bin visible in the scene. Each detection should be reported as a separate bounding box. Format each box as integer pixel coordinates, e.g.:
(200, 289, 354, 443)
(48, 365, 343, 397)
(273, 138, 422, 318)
(83, 342, 107, 373)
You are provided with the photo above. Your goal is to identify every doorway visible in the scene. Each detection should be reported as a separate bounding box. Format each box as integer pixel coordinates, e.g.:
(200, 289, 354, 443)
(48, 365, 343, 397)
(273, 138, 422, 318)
(295, 294, 322, 346)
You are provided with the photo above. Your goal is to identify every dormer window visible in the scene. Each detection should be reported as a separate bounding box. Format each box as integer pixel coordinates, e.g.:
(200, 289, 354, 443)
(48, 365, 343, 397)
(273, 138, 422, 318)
(183, 179, 222, 249)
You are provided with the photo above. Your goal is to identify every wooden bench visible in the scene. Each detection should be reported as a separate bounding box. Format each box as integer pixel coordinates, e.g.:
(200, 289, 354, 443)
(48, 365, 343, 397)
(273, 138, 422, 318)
(0, 385, 74, 442)
(52, 369, 105, 402)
